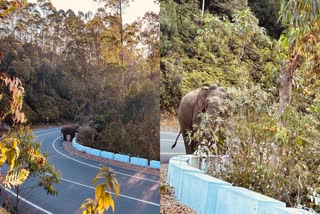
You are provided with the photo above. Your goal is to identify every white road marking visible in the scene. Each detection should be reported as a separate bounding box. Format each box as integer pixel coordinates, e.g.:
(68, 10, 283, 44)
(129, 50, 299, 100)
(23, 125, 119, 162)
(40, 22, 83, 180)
(3, 187, 53, 214)
(35, 130, 60, 138)
(51, 137, 159, 183)
(58, 177, 160, 206)
(160, 152, 185, 155)
(160, 131, 180, 135)
(33, 127, 60, 134)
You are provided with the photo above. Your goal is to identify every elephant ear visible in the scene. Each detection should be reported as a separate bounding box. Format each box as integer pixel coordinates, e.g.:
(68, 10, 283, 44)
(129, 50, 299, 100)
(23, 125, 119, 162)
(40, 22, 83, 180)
(196, 86, 209, 113)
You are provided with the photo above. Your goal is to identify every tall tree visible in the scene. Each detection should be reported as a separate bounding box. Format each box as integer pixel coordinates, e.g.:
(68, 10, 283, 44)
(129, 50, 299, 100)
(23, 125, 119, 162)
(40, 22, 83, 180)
(278, 0, 320, 113)
(95, 0, 131, 152)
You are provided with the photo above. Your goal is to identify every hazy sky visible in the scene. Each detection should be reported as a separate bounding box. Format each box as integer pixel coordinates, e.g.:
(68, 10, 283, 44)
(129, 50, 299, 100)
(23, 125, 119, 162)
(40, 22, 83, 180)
(28, 0, 159, 23)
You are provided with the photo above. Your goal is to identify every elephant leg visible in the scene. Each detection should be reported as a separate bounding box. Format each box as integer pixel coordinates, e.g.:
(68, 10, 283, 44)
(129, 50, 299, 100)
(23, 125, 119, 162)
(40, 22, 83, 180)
(181, 130, 194, 154)
(70, 133, 75, 142)
(63, 133, 67, 141)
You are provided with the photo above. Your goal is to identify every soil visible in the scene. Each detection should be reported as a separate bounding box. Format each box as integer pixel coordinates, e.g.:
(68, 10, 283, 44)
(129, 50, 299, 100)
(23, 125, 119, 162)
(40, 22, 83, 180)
(160, 114, 180, 132)
(160, 164, 196, 214)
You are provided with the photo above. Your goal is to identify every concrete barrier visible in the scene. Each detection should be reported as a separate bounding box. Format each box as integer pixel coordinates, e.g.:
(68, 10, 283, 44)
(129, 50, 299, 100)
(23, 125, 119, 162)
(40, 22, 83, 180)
(83, 146, 91, 154)
(168, 162, 204, 200)
(215, 185, 286, 214)
(130, 157, 148, 167)
(78, 145, 86, 152)
(100, 151, 115, 160)
(181, 173, 231, 214)
(114, 154, 130, 163)
(150, 160, 160, 169)
(72, 138, 159, 168)
(167, 155, 314, 214)
(89, 148, 101, 157)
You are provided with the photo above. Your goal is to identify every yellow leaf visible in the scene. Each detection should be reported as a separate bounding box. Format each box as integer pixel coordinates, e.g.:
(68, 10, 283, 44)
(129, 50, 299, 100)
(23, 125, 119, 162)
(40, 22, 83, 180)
(104, 194, 112, 212)
(95, 184, 106, 200)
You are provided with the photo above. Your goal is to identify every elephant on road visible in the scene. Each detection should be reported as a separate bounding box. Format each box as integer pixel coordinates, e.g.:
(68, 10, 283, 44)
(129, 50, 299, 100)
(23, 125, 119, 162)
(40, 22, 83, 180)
(172, 84, 228, 154)
(61, 124, 79, 142)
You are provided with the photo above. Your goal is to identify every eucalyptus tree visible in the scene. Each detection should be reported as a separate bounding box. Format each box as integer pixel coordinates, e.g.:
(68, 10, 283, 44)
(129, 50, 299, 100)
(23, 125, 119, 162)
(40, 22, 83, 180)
(278, 0, 320, 112)
(94, 0, 132, 152)
(141, 11, 160, 79)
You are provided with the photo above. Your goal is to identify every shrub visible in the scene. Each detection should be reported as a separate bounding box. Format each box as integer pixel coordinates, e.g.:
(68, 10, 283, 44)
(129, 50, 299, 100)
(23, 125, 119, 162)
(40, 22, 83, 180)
(198, 86, 320, 211)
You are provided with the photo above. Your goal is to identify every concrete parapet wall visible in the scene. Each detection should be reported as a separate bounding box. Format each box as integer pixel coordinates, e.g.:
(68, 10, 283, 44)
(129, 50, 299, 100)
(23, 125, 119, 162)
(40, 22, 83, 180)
(168, 154, 313, 214)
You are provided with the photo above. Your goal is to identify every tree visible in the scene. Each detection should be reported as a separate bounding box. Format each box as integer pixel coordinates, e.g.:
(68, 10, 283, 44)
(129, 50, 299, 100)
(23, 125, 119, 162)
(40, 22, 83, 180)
(2, 127, 61, 213)
(278, 0, 320, 113)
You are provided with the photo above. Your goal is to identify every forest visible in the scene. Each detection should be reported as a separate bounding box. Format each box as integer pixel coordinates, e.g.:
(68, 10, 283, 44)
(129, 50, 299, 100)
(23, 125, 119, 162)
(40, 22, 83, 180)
(0, 0, 160, 160)
(161, 0, 320, 211)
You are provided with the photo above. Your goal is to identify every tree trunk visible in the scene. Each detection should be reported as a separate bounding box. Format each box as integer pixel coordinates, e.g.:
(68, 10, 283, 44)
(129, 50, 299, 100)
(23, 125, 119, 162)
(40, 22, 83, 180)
(279, 54, 299, 113)
(91, 96, 96, 143)
(119, 0, 125, 153)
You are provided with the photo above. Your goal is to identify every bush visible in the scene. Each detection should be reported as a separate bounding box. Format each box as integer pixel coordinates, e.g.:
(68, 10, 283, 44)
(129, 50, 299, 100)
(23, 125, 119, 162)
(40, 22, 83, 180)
(203, 86, 320, 211)
(77, 126, 93, 147)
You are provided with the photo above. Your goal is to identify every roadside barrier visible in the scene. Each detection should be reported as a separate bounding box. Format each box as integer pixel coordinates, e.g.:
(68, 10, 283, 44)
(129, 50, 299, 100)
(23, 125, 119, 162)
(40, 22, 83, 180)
(71, 138, 160, 169)
(114, 154, 130, 163)
(100, 151, 115, 160)
(167, 155, 314, 214)
(150, 160, 160, 169)
(130, 157, 148, 167)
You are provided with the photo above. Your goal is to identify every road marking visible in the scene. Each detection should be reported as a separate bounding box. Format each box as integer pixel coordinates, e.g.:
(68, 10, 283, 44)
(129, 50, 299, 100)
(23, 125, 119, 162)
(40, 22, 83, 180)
(3, 187, 53, 214)
(33, 127, 60, 134)
(58, 177, 160, 207)
(160, 152, 185, 155)
(35, 130, 60, 138)
(160, 131, 180, 135)
(51, 137, 159, 183)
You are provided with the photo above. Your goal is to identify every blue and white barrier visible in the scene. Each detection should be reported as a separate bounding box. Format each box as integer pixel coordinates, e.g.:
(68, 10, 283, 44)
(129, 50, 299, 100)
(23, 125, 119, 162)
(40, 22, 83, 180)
(88, 148, 101, 157)
(71, 138, 159, 168)
(150, 160, 160, 169)
(215, 185, 286, 214)
(101, 151, 115, 160)
(181, 173, 231, 214)
(168, 155, 314, 214)
(114, 154, 130, 163)
(130, 157, 148, 167)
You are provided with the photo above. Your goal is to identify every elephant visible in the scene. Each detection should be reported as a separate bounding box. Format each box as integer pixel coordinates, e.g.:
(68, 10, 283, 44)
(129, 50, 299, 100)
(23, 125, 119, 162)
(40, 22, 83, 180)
(171, 84, 228, 154)
(61, 124, 79, 142)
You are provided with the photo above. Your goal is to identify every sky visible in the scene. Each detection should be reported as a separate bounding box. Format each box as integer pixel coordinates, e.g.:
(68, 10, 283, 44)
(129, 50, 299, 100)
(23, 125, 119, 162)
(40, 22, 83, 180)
(28, 0, 159, 24)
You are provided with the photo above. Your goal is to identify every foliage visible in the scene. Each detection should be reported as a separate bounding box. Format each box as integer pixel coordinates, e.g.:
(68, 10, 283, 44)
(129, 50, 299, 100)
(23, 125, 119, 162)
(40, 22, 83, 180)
(80, 167, 119, 214)
(0, 0, 25, 18)
(10, 127, 61, 195)
(278, 0, 320, 111)
(205, 86, 320, 211)
(206, 0, 248, 18)
(0, 74, 25, 124)
(0, 74, 27, 190)
(0, 0, 159, 160)
(160, 0, 282, 113)
(248, 0, 283, 39)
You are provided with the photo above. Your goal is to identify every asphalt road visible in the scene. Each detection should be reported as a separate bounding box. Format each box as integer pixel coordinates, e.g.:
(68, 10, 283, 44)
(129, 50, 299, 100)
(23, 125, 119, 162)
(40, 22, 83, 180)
(160, 131, 185, 163)
(3, 127, 160, 214)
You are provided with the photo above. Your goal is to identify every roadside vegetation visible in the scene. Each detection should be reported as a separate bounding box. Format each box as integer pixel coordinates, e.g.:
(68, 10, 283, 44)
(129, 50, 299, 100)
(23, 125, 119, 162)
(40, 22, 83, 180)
(1, 0, 155, 213)
(0, 0, 159, 160)
(161, 0, 320, 212)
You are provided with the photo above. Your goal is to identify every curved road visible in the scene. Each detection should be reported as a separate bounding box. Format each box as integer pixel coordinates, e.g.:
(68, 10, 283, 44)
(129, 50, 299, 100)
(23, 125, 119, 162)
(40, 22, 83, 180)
(160, 131, 185, 163)
(4, 127, 160, 214)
